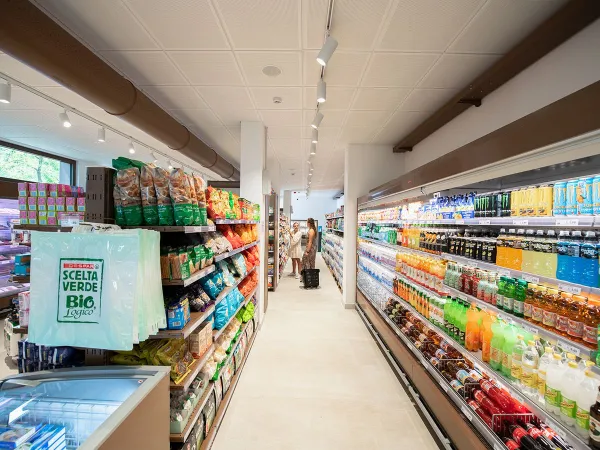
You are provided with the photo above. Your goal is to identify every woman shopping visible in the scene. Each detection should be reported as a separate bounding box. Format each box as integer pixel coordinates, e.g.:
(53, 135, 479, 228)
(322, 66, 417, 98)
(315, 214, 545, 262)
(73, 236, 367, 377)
(301, 218, 317, 272)
(288, 222, 303, 279)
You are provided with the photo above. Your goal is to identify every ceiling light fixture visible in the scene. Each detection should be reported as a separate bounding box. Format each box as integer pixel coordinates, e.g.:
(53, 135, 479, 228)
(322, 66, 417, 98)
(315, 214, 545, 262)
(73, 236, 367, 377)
(310, 143, 316, 155)
(129, 141, 135, 154)
(316, 35, 338, 67)
(317, 79, 326, 103)
(311, 129, 318, 144)
(59, 110, 71, 128)
(311, 111, 324, 129)
(97, 127, 105, 143)
(0, 83, 11, 104)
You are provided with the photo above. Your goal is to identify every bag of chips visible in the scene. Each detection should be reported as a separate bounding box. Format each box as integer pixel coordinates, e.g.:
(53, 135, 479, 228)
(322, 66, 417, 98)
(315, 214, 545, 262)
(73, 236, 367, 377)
(116, 167, 143, 226)
(113, 184, 126, 226)
(214, 296, 229, 330)
(140, 164, 159, 225)
(230, 253, 247, 277)
(193, 174, 208, 223)
(216, 261, 236, 287)
(186, 174, 202, 226)
(169, 168, 194, 226)
(152, 166, 175, 225)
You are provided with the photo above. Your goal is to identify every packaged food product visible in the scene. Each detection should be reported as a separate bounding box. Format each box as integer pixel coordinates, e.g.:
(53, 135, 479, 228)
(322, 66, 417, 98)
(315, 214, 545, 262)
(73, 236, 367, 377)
(206, 186, 230, 219)
(152, 166, 175, 225)
(169, 168, 194, 226)
(230, 253, 247, 277)
(140, 164, 159, 225)
(186, 174, 204, 226)
(216, 261, 236, 286)
(193, 174, 207, 211)
(115, 167, 143, 226)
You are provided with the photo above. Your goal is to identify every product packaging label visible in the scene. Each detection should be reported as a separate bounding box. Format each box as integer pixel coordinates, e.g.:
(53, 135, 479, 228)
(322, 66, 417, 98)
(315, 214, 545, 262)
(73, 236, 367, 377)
(576, 407, 590, 431)
(556, 315, 569, 332)
(490, 347, 500, 363)
(560, 396, 576, 418)
(567, 320, 584, 339)
(57, 258, 104, 324)
(537, 373, 546, 395)
(542, 311, 557, 328)
(521, 369, 536, 388)
(590, 416, 600, 443)
(545, 386, 561, 407)
(531, 306, 543, 322)
(523, 303, 533, 318)
(513, 300, 524, 314)
(583, 325, 596, 345)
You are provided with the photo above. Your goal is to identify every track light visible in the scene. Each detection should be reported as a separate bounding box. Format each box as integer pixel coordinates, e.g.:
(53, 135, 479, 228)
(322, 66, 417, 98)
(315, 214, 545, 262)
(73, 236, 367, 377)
(310, 167, 314, 172)
(317, 79, 326, 103)
(311, 111, 323, 129)
(97, 127, 105, 143)
(59, 110, 71, 128)
(128, 141, 135, 154)
(168, 160, 173, 170)
(0, 83, 11, 104)
(310, 143, 316, 155)
(311, 129, 318, 144)
(316, 35, 338, 67)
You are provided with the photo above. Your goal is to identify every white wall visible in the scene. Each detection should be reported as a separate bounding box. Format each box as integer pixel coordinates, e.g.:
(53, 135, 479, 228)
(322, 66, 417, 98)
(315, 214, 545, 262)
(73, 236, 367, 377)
(336, 195, 344, 210)
(405, 19, 600, 173)
(291, 191, 337, 232)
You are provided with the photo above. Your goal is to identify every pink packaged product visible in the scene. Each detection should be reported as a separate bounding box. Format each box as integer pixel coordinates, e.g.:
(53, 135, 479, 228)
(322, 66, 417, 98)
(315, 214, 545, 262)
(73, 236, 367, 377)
(19, 211, 27, 224)
(17, 183, 28, 197)
(48, 183, 58, 197)
(27, 197, 37, 211)
(77, 197, 85, 212)
(46, 197, 55, 211)
(37, 197, 46, 211)
(37, 183, 47, 197)
(55, 197, 65, 212)
(28, 183, 37, 197)
(27, 211, 37, 225)
(66, 197, 76, 212)
(47, 217, 57, 226)
(77, 187, 84, 198)
(18, 197, 27, 211)
(58, 184, 71, 197)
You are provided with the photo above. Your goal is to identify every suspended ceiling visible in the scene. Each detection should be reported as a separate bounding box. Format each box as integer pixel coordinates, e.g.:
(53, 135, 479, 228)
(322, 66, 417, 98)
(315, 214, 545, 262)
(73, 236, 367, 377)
(1, 0, 567, 189)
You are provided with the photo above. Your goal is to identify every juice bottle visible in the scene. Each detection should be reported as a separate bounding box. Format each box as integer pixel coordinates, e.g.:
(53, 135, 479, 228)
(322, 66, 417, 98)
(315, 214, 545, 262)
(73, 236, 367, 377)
(568, 231, 583, 284)
(542, 288, 559, 331)
(555, 292, 572, 337)
(545, 353, 565, 416)
(502, 326, 517, 379)
(541, 229, 558, 278)
(513, 279, 527, 318)
(504, 229, 517, 269)
(521, 229, 535, 273)
(531, 286, 547, 325)
(511, 334, 527, 384)
(537, 347, 554, 398)
(581, 231, 599, 288)
(524, 283, 537, 322)
(530, 229, 543, 275)
(583, 302, 600, 349)
(513, 229, 525, 270)
(496, 228, 507, 267)
(481, 313, 493, 362)
(458, 300, 467, 346)
(466, 303, 481, 351)
(503, 277, 516, 314)
(490, 321, 505, 371)
(567, 295, 587, 343)
(556, 231, 571, 282)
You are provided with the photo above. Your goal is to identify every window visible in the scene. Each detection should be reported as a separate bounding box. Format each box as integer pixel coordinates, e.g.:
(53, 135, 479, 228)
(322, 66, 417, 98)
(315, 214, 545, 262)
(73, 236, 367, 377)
(0, 141, 74, 184)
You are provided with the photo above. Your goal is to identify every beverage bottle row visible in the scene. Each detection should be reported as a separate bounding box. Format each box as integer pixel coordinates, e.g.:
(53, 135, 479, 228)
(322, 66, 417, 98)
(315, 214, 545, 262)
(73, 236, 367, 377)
(396, 252, 448, 295)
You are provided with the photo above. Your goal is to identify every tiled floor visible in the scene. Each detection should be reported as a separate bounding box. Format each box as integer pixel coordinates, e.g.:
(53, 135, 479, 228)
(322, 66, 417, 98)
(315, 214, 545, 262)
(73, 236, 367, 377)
(213, 254, 439, 450)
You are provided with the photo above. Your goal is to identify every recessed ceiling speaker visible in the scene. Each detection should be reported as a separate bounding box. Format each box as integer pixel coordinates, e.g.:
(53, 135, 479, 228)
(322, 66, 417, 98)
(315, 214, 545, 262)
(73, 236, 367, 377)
(262, 65, 282, 77)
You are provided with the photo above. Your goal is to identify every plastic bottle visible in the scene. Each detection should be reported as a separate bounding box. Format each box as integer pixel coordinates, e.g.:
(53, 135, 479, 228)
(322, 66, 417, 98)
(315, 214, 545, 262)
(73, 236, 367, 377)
(589, 386, 600, 449)
(545, 354, 565, 416)
(496, 228, 507, 267)
(537, 347, 554, 398)
(481, 313, 493, 362)
(510, 425, 544, 450)
(511, 334, 527, 385)
(522, 229, 535, 273)
(457, 300, 467, 346)
(514, 228, 525, 270)
(530, 230, 544, 275)
(581, 231, 599, 287)
(522, 340, 540, 395)
(513, 279, 527, 318)
(560, 360, 582, 427)
(567, 295, 587, 343)
(503, 277, 516, 314)
(490, 321, 505, 371)
(568, 231, 582, 284)
(556, 231, 571, 282)
(504, 229, 517, 270)
(465, 303, 480, 351)
(479, 379, 515, 413)
(503, 326, 518, 379)
(575, 369, 600, 438)
(542, 229, 558, 278)
(584, 303, 600, 349)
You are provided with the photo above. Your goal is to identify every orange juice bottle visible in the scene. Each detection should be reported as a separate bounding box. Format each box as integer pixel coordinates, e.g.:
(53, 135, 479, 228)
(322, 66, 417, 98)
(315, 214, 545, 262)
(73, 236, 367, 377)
(466, 303, 481, 351)
(481, 313, 493, 362)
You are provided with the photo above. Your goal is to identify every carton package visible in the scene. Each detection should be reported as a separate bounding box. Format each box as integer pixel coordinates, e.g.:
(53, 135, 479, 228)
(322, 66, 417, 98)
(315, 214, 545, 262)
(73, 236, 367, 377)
(19, 211, 27, 224)
(46, 211, 56, 218)
(18, 197, 26, 211)
(37, 183, 47, 197)
(77, 198, 85, 212)
(48, 183, 58, 198)
(14, 254, 31, 265)
(27, 211, 37, 225)
(37, 197, 46, 211)
(47, 217, 57, 226)
(77, 187, 85, 198)
(17, 183, 28, 197)
(66, 198, 75, 212)
(55, 198, 65, 212)
(58, 184, 71, 197)
(27, 198, 37, 211)
(46, 197, 55, 211)
(38, 211, 47, 225)
(28, 183, 37, 197)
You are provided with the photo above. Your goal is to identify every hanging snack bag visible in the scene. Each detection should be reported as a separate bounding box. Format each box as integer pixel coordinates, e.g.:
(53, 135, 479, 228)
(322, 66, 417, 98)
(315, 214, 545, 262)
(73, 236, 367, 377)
(186, 174, 202, 226)
(140, 164, 159, 225)
(206, 186, 225, 219)
(152, 166, 174, 226)
(113, 184, 125, 226)
(116, 167, 143, 226)
(169, 168, 194, 226)
(193, 174, 208, 223)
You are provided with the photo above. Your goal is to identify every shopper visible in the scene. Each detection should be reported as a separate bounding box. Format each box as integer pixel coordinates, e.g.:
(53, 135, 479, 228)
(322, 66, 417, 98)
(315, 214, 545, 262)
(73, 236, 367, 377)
(288, 222, 303, 278)
(301, 218, 317, 274)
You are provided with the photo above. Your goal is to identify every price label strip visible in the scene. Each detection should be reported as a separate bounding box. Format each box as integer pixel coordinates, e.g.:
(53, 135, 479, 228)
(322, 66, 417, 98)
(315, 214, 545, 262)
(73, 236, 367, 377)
(497, 269, 511, 277)
(513, 219, 529, 225)
(522, 274, 539, 284)
(478, 219, 491, 225)
(558, 283, 581, 295)
(461, 405, 473, 422)
(557, 340, 581, 356)
(455, 219, 465, 225)
(555, 218, 579, 226)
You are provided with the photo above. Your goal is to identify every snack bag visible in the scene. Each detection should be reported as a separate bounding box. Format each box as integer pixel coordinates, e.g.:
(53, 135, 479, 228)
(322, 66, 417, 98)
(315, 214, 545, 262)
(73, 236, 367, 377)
(113, 184, 125, 226)
(206, 186, 226, 219)
(186, 174, 203, 226)
(140, 164, 159, 225)
(193, 174, 208, 222)
(169, 168, 193, 226)
(116, 168, 143, 226)
(216, 261, 235, 287)
(152, 166, 174, 225)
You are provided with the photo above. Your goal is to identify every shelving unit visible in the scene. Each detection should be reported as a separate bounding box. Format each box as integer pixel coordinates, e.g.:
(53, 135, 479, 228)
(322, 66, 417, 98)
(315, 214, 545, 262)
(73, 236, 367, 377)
(149, 306, 215, 340)
(169, 384, 215, 443)
(267, 194, 278, 291)
(358, 216, 599, 227)
(162, 265, 215, 287)
(322, 229, 343, 293)
(278, 212, 290, 283)
(170, 345, 216, 391)
(214, 241, 260, 262)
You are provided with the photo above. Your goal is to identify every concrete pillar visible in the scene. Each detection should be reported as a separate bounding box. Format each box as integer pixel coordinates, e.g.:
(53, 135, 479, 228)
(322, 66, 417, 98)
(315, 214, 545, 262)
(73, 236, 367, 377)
(342, 145, 405, 307)
(282, 190, 292, 218)
(240, 121, 267, 323)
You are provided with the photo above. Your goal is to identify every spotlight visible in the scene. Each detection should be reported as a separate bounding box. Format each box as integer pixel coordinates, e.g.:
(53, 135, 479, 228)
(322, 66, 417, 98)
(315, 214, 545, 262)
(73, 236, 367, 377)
(317, 79, 326, 103)
(97, 127, 105, 143)
(128, 142, 135, 154)
(311, 129, 318, 144)
(310, 143, 316, 155)
(0, 83, 11, 104)
(59, 110, 71, 128)
(311, 111, 324, 129)
(168, 160, 173, 170)
(316, 35, 338, 67)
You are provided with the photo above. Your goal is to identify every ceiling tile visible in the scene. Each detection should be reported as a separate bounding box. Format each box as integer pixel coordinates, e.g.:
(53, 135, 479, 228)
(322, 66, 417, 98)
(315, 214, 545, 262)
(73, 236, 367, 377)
(125, 0, 229, 49)
(237, 52, 302, 86)
(168, 109, 223, 127)
(251, 87, 302, 109)
(449, 0, 568, 54)
(195, 87, 254, 110)
(378, 0, 484, 51)
(303, 87, 355, 109)
(0, 55, 59, 87)
(304, 0, 393, 50)
(301, 127, 340, 139)
(303, 110, 347, 127)
(211, 108, 260, 128)
(140, 86, 208, 109)
(351, 88, 411, 110)
(100, 51, 188, 85)
(34, 0, 158, 50)
(214, 0, 300, 49)
(196, 127, 240, 163)
(271, 138, 303, 155)
(227, 125, 241, 142)
(361, 53, 439, 87)
(260, 110, 303, 127)
(169, 52, 244, 85)
(338, 126, 378, 144)
(344, 110, 393, 128)
(399, 88, 459, 112)
(303, 51, 370, 86)
(419, 53, 501, 89)
(268, 127, 303, 139)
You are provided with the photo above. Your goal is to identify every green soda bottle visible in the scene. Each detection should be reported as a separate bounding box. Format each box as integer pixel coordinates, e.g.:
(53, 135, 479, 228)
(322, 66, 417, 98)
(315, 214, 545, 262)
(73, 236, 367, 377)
(496, 276, 507, 311)
(502, 326, 517, 379)
(503, 278, 516, 314)
(513, 279, 527, 318)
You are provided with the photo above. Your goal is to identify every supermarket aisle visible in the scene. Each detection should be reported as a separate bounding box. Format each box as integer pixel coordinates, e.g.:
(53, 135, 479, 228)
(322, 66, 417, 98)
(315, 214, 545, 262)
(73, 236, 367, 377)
(213, 254, 439, 450)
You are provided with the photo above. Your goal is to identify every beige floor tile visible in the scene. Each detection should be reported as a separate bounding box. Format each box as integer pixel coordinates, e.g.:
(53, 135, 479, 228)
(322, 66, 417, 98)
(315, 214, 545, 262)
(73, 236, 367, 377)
(212, 255, 439, 450)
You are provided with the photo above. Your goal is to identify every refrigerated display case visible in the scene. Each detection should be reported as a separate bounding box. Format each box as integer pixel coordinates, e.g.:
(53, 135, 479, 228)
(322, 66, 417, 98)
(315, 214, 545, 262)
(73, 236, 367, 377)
(0, 366, 169, 449)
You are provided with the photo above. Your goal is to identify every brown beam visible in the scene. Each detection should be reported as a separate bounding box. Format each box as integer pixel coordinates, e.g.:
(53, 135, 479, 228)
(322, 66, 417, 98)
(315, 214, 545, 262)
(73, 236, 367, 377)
(394, 1, 600, 153)
(365, 79, 600, 204)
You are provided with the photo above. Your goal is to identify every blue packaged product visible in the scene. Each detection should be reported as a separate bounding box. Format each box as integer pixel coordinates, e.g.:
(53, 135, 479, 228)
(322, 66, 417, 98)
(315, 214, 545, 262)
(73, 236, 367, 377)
(166, 297, 190, 330)
(553, 182, 567, 215)
(565, 180, 578, 215)
(594, 176, 600, 215)
(577, 177, 593, 215)
(52, 346, 84, 366)
(214, 297, 229, 330)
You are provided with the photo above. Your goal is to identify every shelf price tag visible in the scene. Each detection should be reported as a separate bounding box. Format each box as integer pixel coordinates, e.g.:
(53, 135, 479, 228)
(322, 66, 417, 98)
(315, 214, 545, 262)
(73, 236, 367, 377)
(557, 340, 581, 356)
(438, 377, 448, 392)
(455, 219, 465, 225)
(522, 274, 539, 284)
(497, 269, 511, 277)
(555, 218, 579, 226)
(478, 219, 491, 225)
(522, 324, 538, 335)
(458, 293, 468, 302)
(513, 219, 529, 225)
(461, 406, 473, 422)
(558, 283, 581, 295)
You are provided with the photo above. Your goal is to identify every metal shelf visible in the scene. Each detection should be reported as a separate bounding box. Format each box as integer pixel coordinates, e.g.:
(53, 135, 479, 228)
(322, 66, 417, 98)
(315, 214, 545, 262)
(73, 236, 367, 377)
(325, 214, 344, 219)
(214, 219, 259, 224)
(149, 306, 214, 340)
(325, 228, 344, 233)
(359, 216, 600, 227)
(12, 225, 72, 232)
(214, 241, 259, 262)
(162, 264, 215, 287)
(124, 225, 215, 233)
(170, 345, 215, 391)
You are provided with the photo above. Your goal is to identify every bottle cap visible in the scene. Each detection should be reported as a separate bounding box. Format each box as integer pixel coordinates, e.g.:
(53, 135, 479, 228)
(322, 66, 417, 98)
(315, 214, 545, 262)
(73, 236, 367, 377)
(544, 347, 553, 353)
(566, 353, 576, 360)
(568, 361, 578, 369)
(553, 354, 562, 360)
(528, 340, 535, 346)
